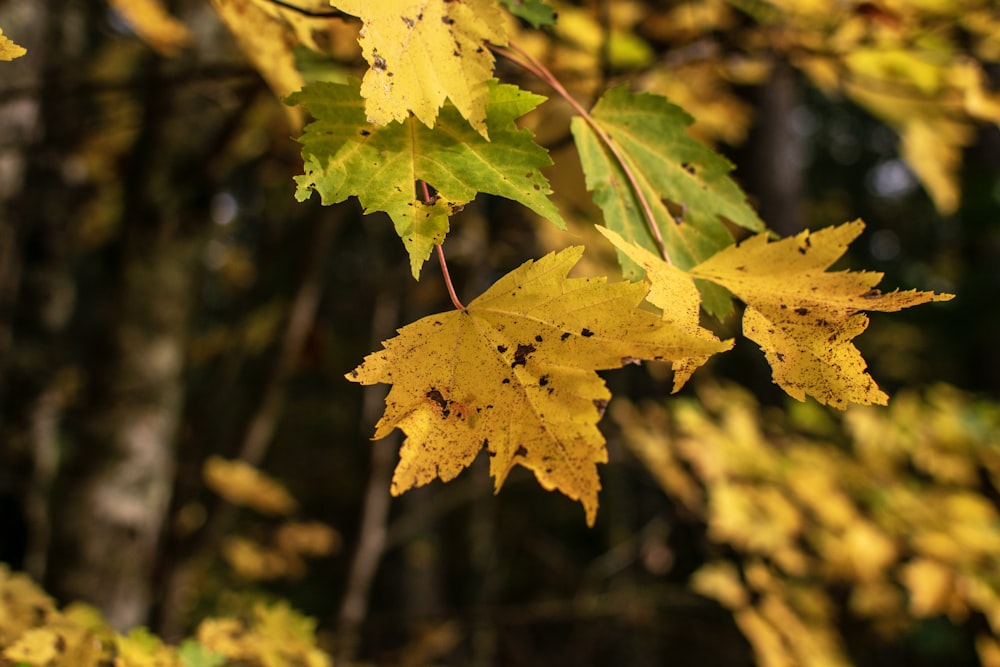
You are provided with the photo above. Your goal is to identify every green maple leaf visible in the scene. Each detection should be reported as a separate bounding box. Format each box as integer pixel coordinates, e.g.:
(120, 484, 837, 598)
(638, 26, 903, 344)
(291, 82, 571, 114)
(499, 0, 557, 27)
(572, 87, 765, 318)
(291, 78, 564, 277)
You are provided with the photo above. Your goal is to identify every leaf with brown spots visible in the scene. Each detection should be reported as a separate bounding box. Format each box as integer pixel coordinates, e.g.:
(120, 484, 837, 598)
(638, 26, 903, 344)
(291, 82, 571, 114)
(331, 0, 508, 136)
(598, 226, 735, 392)
(571, 86, 765, 317)
(348, 246, 731, 525)
(291, 78, 562, 277)
(687, 220, 954, 408)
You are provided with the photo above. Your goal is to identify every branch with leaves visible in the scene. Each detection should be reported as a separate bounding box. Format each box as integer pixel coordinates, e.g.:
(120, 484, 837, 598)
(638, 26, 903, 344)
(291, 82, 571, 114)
(280, 1, 952, 525)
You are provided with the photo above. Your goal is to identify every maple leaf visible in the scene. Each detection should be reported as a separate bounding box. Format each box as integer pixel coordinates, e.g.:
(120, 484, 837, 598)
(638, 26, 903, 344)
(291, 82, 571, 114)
(291, 78, 563, 277)
(0, 26, 26, 60)
(202, 456, 298, 516)
(597, 226, 729, 391)
(683, 220, 954, 408)
(498, 0, 556, 27)
(571, 86, 765, 317)
(211, 0, 306, 129)
(331, 0, 508, 137)
(348, 246, 731, 525)
(108, 0, 192, 56)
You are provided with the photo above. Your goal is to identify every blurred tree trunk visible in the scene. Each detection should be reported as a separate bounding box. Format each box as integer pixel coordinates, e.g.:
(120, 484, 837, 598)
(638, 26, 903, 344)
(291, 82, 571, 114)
(47, 235, 198, 630)
(40, 40, 206, 629)
(0, 0, 88, 577)
(744, 61, 806, 236)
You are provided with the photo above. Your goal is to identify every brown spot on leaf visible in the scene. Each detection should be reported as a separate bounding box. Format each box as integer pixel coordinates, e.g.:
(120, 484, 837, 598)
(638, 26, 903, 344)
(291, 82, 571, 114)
(861, 289, 882, 299)
(512, 343, 536, 368)
(581, 328, 594, 337)
(514, 445, 528, 458)
(497, 344, 508, 353)
(539, 375, 549, 386)
(373, 53, 387, 71)
(794, 307, 809, 316)
(402, 16, 415, 27)
(426, 388, 448, 411)
(560, 332, 571, 341)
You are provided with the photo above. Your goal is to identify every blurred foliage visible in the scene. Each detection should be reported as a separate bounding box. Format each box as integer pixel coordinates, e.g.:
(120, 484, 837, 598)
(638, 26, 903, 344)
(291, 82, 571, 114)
(2, 0, 1000, 665)
(0, 564, 331, 666)
(614, 381, 1000, 667)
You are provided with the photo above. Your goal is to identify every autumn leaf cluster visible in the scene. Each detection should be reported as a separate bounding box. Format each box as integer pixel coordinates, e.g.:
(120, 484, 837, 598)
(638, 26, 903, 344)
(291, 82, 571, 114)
(0, 0, 962, 550)
(615, 383, 1000, 667)
(142, 0, 955, 525)
(2, 0, 987, 666)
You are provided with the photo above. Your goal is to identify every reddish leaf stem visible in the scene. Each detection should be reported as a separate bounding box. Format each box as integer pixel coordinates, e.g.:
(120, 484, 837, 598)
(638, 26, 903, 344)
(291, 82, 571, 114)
(419, 180, 466, 310)
(491, 42, 672, 264)
(437, 245, 465, 311)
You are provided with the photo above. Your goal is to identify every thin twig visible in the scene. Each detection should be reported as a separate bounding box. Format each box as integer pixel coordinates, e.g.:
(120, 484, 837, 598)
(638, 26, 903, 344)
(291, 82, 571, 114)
(337, 284, 401, 664)
(491, 42, 672, 264)
(266, 0, 347, 18)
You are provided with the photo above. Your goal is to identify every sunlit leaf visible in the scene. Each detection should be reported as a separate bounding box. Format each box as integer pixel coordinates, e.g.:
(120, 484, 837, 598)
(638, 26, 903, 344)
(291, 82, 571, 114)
(0, 26, 26, 60)
(108, 0, 192, 56)
(349, 246, 730, 525)
(572, 86, 765, 317)
(331, 0, 508, 136)
(688, 220, 954, 408)
(202, 456, 298, 516)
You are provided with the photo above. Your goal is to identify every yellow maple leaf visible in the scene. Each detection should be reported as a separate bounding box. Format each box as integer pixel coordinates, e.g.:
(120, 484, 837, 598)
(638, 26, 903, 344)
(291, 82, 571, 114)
(597, 226, 734, 391)
(3, 627, 60, 664)
(686, 220, 953, 408)
(108, 0, 192, 56)
(901, 557, 954, 617)
(349, 246, 730, 525)
(0, 27, 26, 61)
(210, 0, 305, 129)
(202, 456, 298, 516)
(332, 0, 508, 136)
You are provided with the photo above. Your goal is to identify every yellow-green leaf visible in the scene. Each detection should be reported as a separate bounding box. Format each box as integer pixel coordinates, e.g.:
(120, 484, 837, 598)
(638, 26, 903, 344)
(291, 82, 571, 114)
(291, 78, 562, 277)
(331, 0, 508, 136)
(348, 246, 731, 525)
(571, 86, 764, 317)
(687, 220, 954, 408)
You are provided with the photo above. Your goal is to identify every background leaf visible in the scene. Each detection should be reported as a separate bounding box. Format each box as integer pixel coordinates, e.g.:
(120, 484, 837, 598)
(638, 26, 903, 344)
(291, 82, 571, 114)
(499, 0, 557, 27)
